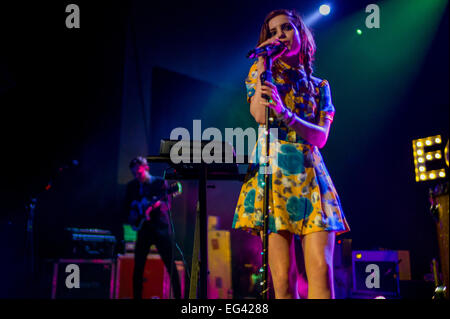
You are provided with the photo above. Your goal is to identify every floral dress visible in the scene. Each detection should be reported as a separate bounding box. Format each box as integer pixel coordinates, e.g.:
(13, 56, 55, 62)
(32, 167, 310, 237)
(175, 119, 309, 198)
(232, 59, 350, 236)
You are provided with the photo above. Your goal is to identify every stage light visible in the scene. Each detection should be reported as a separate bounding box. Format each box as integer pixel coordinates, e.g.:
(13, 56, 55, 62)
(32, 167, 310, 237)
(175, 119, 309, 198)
(374, 296, 387, 299)
(356, 253, 362, 259)
(304, 4, 332, 26)
(412, 135, 447, 182)
(319, 4, 331, 16)
(356, 29, 362, 35)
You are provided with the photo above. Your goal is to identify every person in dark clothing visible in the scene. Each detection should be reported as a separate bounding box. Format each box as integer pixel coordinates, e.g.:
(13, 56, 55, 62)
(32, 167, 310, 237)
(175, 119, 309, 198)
(123, 156, 181, 299)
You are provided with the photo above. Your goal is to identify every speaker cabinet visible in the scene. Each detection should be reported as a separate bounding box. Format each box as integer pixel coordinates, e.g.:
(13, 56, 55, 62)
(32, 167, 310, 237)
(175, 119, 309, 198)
(352, 250, 406, 298)
(114, 253, 184, 299)
(51, 259, 115, 299)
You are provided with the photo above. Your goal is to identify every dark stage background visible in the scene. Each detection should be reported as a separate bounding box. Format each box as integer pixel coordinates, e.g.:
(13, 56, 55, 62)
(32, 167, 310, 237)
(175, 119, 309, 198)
(0, 0, 448, 298)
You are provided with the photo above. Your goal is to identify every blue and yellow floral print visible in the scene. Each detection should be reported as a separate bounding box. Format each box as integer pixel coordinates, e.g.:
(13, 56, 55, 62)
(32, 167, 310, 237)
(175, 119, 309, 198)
(233, 59, 350, 236)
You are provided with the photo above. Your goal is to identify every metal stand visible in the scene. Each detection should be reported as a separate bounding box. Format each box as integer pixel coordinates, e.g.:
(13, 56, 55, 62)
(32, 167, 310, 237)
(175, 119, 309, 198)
(260, 55, 273, 299)
(188, 201, 201, 298)
(23, 160, 78, 290)
(148, 143, 245, 299)
(246, 41, 286, 299)
(187, 164, 209, 299)
(429, 182, 449, 299)
(198, 164, 208, 298)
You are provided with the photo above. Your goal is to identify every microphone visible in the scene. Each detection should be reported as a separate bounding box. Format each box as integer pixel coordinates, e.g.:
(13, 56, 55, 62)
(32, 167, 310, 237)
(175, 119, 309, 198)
(246, 41, 287, 59)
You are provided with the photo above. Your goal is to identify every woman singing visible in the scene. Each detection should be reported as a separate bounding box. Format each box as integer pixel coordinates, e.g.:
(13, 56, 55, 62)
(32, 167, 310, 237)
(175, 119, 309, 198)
(233, 9, 350, 299)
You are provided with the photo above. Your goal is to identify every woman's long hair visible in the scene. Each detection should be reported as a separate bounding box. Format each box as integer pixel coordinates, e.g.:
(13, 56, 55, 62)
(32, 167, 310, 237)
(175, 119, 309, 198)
(258, 9, 316, 94)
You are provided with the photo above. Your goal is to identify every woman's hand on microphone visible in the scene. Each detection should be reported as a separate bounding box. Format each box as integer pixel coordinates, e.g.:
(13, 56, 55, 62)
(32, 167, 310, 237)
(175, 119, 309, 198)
(250, 38, 286, 124)
(257, 38, 286, 63)
(260, 81, 285, 114)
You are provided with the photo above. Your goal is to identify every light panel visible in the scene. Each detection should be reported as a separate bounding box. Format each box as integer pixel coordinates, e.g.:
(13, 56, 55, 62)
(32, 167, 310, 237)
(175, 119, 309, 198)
(412, 135, 447, 182)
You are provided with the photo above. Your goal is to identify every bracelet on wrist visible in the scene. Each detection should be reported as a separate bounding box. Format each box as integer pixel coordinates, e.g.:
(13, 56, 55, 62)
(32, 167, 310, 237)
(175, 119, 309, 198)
(283, 108, 292, 122)
(276, 106, 287, 119)
(281, 108, 296, 126)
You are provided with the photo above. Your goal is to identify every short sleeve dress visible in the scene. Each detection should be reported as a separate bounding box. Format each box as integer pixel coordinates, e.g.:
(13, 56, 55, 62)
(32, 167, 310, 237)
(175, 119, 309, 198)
(232, 59, 350, 236)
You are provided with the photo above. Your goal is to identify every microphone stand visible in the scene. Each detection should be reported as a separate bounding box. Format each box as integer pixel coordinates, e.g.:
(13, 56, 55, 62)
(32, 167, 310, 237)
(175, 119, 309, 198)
(247, 42, 285, 299)
(24, 161, 79, 285)
(259, 55, 272, 300)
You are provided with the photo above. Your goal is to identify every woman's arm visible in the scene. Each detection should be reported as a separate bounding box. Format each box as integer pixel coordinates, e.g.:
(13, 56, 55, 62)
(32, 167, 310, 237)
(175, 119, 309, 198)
(288, 115, 331, 149)
(261, 81, 332, 148)
(249, 58, 267, 124)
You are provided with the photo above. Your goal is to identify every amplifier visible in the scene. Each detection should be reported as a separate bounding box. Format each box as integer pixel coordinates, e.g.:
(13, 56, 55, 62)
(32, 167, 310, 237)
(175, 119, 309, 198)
(63, 228, 116, 259)
(51, 259, 115, 299)
(352, 250, 406, 297)
(114, 254, 185, 299)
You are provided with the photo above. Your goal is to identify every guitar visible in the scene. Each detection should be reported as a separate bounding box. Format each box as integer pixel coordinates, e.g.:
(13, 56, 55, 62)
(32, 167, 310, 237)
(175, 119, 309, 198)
(128, 181, 182, 231)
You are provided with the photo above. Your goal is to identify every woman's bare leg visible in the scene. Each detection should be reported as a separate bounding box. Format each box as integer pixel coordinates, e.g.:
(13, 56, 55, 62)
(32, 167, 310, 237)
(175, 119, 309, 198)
(265, 230, 294, 299)
(302, 231, 335, 299)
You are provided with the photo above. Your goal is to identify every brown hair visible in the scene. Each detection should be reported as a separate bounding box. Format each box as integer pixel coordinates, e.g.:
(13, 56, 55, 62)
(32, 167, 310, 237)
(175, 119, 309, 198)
(258, 9, 316, 94)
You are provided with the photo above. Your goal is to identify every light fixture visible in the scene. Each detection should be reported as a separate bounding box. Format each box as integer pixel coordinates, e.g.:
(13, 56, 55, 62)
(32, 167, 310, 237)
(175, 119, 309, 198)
(319, 4, 331, 16)
(412, 135, 447, 182)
